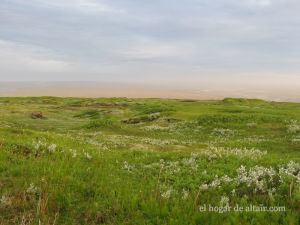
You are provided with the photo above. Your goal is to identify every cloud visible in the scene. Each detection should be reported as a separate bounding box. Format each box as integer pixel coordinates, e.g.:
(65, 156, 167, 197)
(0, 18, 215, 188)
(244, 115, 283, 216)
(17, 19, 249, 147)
(246, 0, 272, 7)
(116, 39, 192, 60)
(33, 0, 125, 14)
(0, 39, 71, 80)
(0, 0, 300, 83)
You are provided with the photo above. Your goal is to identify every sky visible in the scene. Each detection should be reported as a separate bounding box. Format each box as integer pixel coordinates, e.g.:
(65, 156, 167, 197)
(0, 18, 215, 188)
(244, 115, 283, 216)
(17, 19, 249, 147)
(0, 0, 300, 87)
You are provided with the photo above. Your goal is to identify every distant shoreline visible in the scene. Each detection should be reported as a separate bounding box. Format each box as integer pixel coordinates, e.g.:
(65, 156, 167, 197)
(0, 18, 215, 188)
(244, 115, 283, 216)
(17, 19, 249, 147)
(0, 81, 300, 103)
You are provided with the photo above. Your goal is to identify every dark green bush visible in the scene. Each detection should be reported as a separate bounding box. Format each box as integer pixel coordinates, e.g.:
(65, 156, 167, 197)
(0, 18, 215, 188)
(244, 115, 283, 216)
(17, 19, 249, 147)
(84, 118, 115, 129)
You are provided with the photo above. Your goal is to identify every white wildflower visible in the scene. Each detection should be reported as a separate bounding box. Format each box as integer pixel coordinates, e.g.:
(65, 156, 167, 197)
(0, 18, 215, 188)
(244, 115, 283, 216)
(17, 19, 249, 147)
(123, 161, 134, 171)
(246, 122, 257, 128)
(182, 154, 198, 171)
(287, 120, 300, 134)
(292, 137, 300, 143)
(221, 175, 233, 183)
(200, 184, 209, 190)
(142, 125, 169, 131)
(0, 195, 11, 206)
(236, 165, 277, 193)
(84, 152, 92, 160)
(159, 159, 165, 168)
(48, 144, 57, 153)
(69, 149, 77, 158)
(161, 189, 172, 199)
(231, 189, 236, 196)
(202, 147, 267, 160)
(182, 189, 189, 200)
(26, 183, 38, 194)
(244, 136, 267, 143)
(33, 140, 46, 151)
(279, 161, 300, 183)
(219, 196, 230, 207)
(199, 161, 300, 197)
(211, 128, 234, 137)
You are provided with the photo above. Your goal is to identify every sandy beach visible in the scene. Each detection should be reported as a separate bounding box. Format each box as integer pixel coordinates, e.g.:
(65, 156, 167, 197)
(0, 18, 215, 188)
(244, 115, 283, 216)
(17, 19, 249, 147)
(0, 81, 300, 102)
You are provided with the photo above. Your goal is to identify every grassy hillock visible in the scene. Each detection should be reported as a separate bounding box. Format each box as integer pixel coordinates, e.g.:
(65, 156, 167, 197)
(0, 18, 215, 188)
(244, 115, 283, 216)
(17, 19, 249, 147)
(0, 97, 299, 224)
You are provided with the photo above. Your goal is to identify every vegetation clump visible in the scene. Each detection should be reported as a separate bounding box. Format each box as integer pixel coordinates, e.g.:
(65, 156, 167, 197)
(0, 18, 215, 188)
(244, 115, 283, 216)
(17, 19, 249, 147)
(122, 112, 161, 124)
(31, 111, 43, 119)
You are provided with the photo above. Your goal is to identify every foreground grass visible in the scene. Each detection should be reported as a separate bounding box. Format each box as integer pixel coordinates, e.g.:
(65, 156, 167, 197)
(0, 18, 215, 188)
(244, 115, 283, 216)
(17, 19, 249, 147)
(0, 97, 299, 224)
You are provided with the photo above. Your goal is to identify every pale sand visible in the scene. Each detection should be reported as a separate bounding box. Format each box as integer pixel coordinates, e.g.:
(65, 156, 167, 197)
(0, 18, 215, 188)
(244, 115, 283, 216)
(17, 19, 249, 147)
(0, 83, 217, 100)
(0, 82, 299, 102)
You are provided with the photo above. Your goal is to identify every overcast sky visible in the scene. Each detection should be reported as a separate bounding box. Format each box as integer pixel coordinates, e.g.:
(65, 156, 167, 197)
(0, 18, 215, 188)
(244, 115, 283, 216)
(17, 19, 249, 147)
(0, 0, 300, 85)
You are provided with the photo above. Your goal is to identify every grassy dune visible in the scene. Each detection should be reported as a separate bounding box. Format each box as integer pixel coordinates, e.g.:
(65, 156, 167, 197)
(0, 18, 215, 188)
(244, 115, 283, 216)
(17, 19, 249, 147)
(0, 97, 299, 224)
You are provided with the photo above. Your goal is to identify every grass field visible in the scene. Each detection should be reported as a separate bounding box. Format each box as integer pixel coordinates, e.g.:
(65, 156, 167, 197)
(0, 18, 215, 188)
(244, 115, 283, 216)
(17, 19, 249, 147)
(0, 97, 299, 225)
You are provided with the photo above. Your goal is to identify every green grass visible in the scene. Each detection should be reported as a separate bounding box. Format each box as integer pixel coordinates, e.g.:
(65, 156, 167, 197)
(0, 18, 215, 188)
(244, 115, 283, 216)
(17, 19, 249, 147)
(0, 97, 299, 225)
